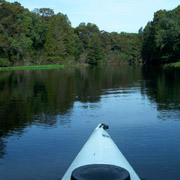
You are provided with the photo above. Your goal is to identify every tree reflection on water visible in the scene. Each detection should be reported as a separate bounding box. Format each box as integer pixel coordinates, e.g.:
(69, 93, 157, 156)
(0, 65, 180, 158)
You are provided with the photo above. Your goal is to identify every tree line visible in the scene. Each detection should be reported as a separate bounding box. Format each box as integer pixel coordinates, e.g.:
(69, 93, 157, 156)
(0, 0, 180, 67)
(0, 0, 142, 66)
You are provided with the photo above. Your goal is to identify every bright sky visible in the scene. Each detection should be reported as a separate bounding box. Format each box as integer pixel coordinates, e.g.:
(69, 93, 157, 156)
(8, 0, 180, 33)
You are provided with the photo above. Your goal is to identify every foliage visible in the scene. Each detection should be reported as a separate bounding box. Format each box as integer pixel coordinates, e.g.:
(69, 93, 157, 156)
(74, 23, 104, 64)
(142, 6, 180, 65)
(0, 1, 48, 65)
(100, 31, 142, 64)
(33, 8, 55, 22)
(44, 13, 76, 64)
(0, 0, 142, 66)
(0, 58, 10, 66)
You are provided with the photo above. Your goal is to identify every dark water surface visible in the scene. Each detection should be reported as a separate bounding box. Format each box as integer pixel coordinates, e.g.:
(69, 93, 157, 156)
(0, 65, 180, 180)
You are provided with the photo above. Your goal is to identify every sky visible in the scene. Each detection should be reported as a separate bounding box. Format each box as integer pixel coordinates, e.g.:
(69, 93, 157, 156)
(8, 0, 180, 33)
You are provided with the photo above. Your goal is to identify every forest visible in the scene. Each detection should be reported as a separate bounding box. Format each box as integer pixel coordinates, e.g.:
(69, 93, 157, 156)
(0, 0, 180, 67)
(142, 5, 180, 65)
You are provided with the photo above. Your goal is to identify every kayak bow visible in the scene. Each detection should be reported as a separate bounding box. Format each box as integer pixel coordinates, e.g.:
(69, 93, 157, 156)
(62, 124, 140, 180)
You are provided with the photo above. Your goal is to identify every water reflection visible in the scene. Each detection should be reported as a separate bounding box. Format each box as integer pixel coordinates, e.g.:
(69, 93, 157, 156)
(0, 138, 5, 158)
(0, 65, 180, 160)
(141, 67, 180, 120)
(0, 66, 143, 135)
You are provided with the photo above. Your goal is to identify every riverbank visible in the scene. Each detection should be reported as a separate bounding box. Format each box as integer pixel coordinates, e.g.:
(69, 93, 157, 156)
(0, 65, 66, 71)
(0, 62, 129, 71)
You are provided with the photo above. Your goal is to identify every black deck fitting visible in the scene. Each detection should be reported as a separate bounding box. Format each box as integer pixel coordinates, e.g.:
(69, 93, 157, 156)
(99, 124, 109, 130)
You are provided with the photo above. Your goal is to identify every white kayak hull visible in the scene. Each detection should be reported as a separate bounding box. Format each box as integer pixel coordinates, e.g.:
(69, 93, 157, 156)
(62, 124, 140, 180)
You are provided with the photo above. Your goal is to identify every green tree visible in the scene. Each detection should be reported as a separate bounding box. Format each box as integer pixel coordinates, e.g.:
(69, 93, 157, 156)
(75, 23, 104, 64)
(142, 6, 180, 65)
(44, 13, 75, 63)
(0, 0, 25, 64)
(87, 33, 103, 64)
(0, 0, 48, 65)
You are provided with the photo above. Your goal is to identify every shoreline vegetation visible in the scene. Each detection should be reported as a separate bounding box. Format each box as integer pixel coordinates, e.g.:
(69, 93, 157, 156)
(0, 64, 65, 71)
(0, 62, 91, 71)
(0, 0, 180, 69)
(0, 61, 179, 72)
(0, 62, 127, 71)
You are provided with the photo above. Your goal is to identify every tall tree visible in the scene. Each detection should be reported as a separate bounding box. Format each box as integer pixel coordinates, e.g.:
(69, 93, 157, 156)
(44, 13, 75, 63)
(87, 33, 103, 64)
(75, 23, 104, 64)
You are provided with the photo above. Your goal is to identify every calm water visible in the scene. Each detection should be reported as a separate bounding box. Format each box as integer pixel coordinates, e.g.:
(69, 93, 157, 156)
(0, 65, 180, 180)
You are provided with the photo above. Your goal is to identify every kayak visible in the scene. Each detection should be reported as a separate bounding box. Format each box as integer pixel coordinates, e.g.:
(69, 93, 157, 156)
(62, 124, 140, 180)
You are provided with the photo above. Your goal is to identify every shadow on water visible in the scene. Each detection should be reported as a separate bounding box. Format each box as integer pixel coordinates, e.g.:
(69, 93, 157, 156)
(0, 65, 180, 159)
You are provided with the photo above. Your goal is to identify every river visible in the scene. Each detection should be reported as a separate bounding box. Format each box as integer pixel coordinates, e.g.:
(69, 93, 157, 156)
(0, 65, 180, 180)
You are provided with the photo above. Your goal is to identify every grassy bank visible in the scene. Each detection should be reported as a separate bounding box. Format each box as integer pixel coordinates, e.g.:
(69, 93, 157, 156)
(163, 62, 180, 69)
(0, 65, 65, 71)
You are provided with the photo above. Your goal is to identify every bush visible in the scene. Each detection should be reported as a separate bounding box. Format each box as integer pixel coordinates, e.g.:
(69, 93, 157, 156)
(0, 58, 10, 67)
